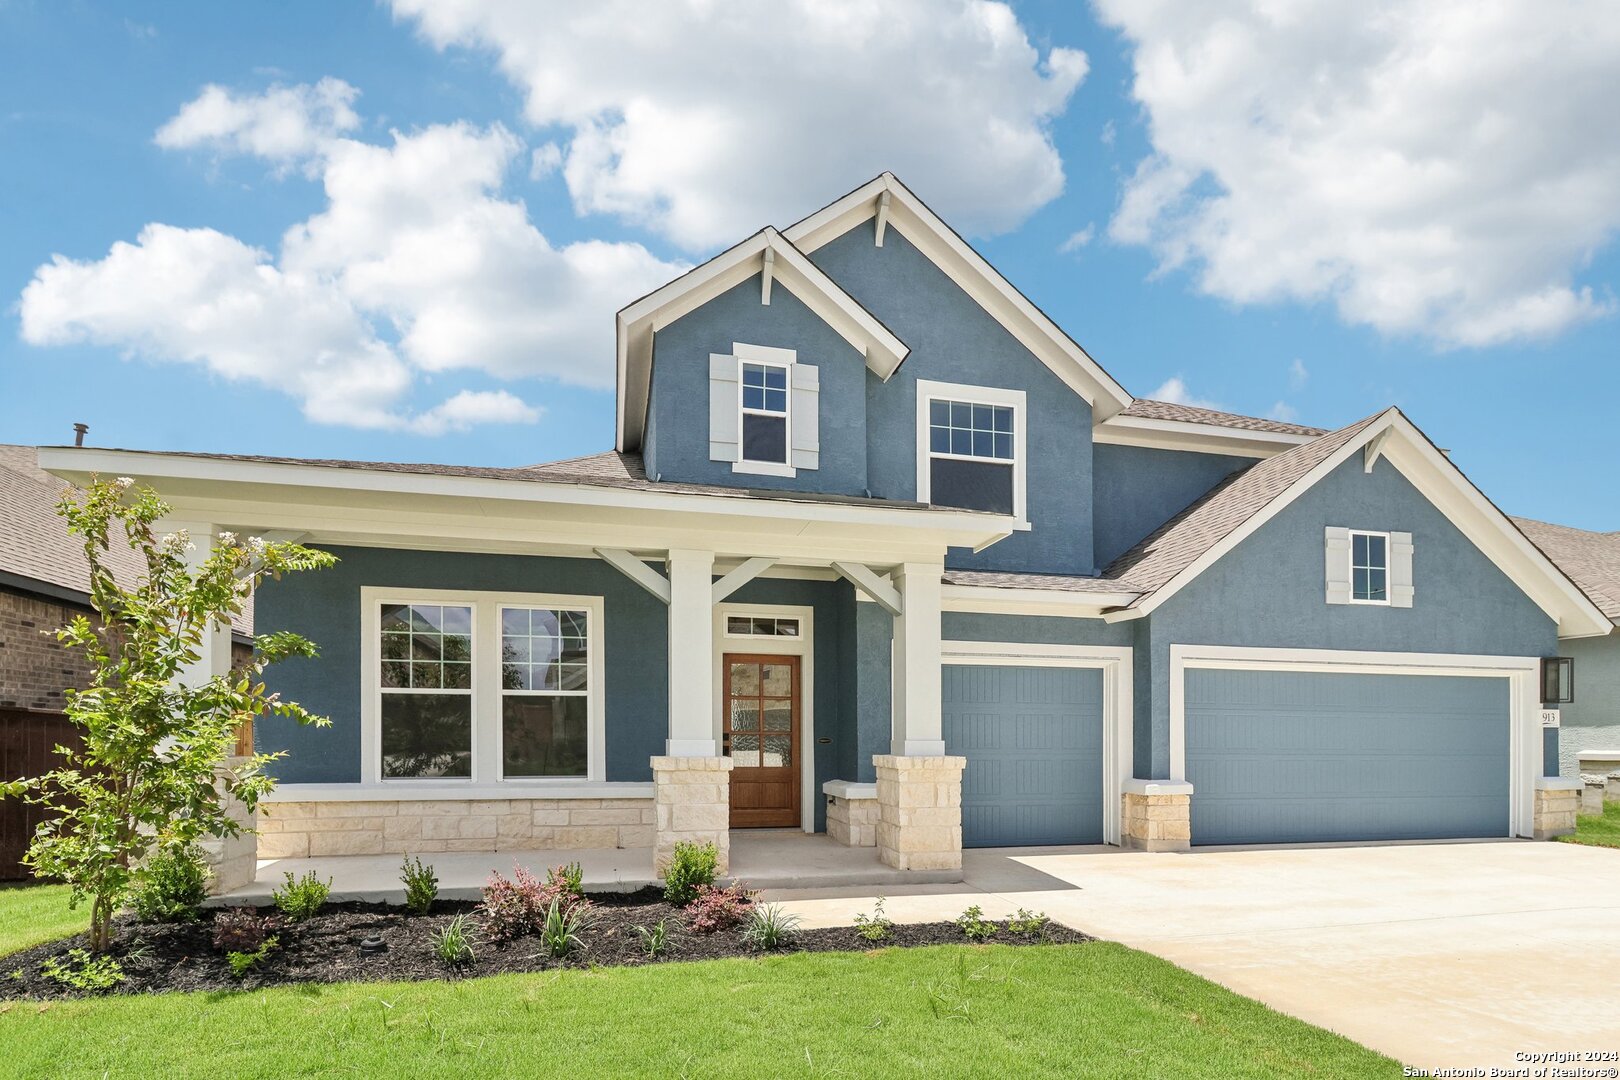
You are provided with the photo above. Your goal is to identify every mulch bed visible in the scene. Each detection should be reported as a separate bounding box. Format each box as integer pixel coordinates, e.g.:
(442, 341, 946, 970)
(0, 889, 1089, 1000)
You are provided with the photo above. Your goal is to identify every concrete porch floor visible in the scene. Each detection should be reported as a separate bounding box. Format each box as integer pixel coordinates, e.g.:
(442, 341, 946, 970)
(215, 829, 964, 905)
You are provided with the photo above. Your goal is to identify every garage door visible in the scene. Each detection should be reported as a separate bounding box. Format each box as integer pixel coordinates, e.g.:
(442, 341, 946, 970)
(1186, 669, 1510, 845)
(943, 665, 1103, 847)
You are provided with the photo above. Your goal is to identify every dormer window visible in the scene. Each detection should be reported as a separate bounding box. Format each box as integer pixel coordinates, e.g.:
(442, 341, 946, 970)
(915, 379, 1027, 521)
(741, 361, 789, 466)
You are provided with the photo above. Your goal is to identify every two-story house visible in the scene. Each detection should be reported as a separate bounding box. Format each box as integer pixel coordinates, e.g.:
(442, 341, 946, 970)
(37, 174, 1607, 881)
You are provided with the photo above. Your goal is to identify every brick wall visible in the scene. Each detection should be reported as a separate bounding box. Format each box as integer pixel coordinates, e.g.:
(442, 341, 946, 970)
(0, 588, 95, 712)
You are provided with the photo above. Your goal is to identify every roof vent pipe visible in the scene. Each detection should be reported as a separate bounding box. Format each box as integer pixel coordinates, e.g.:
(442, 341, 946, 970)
(73, 423, 88, 447)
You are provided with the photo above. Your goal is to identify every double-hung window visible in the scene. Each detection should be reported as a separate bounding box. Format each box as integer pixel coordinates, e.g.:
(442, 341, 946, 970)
(1349, 530, 1390, 604)
(915, 379, 1027, 520)
(368, 589, 602, 785)
(740, 361, 790, 466)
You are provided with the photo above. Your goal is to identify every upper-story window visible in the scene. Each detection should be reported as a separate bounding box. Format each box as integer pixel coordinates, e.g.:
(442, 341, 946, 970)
(915, 379, 1027, 521)
(1349, 529, 1390, 604)
(709, 343, 819, 478)
(741, 362, 790, 466)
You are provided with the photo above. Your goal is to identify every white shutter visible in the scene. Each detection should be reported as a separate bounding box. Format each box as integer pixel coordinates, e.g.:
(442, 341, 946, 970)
(1325, 526, 1352, 605)
(790, 363, 819, 470)
(709, 353, 740, 462)
(1390, 530, 1414, 608)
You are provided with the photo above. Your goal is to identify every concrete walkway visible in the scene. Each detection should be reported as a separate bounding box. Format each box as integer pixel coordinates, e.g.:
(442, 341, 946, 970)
(763, 840, 1620, 1073)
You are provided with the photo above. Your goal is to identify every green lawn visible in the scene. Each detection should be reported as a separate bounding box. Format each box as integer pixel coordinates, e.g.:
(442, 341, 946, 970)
(0, 883, 82, 958)
(0, 886, 1398, 1079)
(1560, 801, 1620, 849)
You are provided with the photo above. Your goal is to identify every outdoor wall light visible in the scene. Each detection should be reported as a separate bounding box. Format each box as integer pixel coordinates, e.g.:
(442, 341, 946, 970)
(1541, 656, 1574, 705)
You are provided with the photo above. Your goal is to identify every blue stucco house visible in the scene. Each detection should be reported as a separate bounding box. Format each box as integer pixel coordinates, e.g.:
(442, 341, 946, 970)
(40, 174, 1610, 873)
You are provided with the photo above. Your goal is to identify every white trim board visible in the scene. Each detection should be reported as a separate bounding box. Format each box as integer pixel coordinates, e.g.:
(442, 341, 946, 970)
(1167, 643, 1542, 840)
(782, 173, 1133, 421)
(1092, 413, 1316, 459)
(940, 640, 1133, 846)
(712, 602, 817, 833)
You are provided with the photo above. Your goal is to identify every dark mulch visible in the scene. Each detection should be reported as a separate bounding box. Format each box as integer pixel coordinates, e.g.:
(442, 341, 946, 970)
(0, 889, 1089, 1000)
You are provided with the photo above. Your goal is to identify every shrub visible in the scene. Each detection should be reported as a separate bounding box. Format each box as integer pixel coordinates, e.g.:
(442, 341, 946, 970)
(480, 864, 591, 942)
(41, 948, 125, 993)
(539, 897, 594, 959)
(272, 870, 332, 922)
(634, 919, 669, 959)
(546, 861, 584, 898)
(662, 840, 719, 905)
(132, 844, 210, 924)
(1008, 907, 1049, 936)
(431, 914, 476, 967)
(742, 903, 801, 951)
(212, 907, 280, 953)
(400, 856, 438, 915)
(226, 936, 278, 979)
(955, 904, 997, 941)
(853, 895, 893, 942)
(685, 883, 752, 934)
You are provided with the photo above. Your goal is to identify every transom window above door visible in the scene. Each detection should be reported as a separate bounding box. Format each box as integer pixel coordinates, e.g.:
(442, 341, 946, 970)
(915, 379, 1027, 521)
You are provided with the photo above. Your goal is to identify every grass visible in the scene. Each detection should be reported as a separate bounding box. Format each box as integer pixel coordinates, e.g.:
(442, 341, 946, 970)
(0, 883, 1397, 1079)
(0, 883, 82, 958)
(1559, 801, 1620, 849)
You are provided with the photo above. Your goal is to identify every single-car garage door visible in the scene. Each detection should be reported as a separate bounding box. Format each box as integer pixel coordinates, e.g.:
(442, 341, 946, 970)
(1186, 669, 1510, 845)
(943, 665, 1104, 847)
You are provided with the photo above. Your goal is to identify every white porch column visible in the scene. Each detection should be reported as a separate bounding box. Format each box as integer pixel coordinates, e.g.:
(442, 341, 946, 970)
(665, 548, 718, 756)
(890, 561, 944, 756)
(168, 520, 255, 894)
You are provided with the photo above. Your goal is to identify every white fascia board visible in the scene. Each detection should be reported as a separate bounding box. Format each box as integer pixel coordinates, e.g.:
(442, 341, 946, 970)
(782, 173, 1134, 420)
(615, 228, 906, 451)
(1091, 414, 1317, 459)
(940, 583, 1139, 617)
(36, 447, 1011, 554)
(1113, 410, 1613, 638)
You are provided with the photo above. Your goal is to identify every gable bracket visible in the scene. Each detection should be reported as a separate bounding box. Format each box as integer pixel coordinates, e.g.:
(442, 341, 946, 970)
(760, 247, 775, 305)
(874, 190, 891, 247)
(1364, 429, 1392, 473)
(712, 557, 777, 605)
(594, 547, 672, 604)
(831, 560, 903, 616)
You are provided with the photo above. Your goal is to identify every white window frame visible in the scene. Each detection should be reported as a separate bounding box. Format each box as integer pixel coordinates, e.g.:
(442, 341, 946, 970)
(712, 603, 816, 832)
(723, 613, 803, 639)
(914, 378, 1028, 526)
(361, 586, 606, 789)
(1348, 529, 1392, 606)
(733, 342, 795, 478)
(496, 603, 595, 782)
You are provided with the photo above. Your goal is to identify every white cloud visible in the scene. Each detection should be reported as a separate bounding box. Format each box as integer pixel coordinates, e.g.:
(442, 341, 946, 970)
(1097, 1, 1620, 347)
(154, 77, 361, 163)
(1148, 376, 1222, 410)
(529, 142, 563, 180)
(1288, 358, 1309, 392)
(1268, 401, 1300, 423)
(1059, 224, 1096, 254)
(20, 83, 686, 432)
(390, 0, 1087, 251)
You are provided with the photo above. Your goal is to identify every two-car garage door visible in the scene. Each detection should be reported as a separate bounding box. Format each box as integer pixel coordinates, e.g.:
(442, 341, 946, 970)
(1185, 668, 1512, 845)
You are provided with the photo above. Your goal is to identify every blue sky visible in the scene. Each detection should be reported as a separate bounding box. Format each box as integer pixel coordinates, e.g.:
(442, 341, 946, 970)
(2, 1, 1616, 529)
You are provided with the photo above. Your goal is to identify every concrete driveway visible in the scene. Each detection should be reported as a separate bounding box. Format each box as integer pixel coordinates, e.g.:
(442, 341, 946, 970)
(767, 840, 1620, 1071)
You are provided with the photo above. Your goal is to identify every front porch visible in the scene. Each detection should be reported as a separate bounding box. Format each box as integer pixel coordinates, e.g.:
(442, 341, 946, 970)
(215, 829, 965, 906)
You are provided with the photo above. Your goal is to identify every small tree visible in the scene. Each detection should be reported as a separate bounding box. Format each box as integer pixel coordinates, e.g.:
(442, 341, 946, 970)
(1, 477, 337, 951)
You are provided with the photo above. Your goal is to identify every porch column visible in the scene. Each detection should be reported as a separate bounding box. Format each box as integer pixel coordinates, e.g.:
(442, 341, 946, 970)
(168, 520, 255, 895)
(665, 548, 717, 756)
(875, 561, 964, 873)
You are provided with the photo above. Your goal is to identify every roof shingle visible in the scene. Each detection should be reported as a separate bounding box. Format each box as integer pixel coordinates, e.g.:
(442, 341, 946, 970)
(1119, 399, 1327, 438)
(1512, 517, 1620, 624)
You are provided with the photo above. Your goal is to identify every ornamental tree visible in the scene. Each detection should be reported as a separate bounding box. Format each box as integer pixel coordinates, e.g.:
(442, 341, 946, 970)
(2, 477, 337, 951)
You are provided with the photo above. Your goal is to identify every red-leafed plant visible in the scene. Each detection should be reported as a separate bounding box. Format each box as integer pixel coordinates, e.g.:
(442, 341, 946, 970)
(480, 863, 592, 941)
(685, 883, 753, 934)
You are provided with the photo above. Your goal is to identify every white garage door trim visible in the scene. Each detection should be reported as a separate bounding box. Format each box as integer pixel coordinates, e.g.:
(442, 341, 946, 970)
(941, 641, 1132, 846)
(1169, 644, 1542, 839)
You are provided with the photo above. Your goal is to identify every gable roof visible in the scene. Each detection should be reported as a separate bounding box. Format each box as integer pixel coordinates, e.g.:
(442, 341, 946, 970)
(1100, 410, 1612, 638)
(1512, 517, 1620, 625)
(0, 444, 251, 635)
(615, 227, 907, 452)
(782, 172, 1135, 420)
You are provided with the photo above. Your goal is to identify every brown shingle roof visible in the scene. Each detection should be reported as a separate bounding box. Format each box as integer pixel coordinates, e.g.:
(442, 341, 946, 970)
(1512, 517, 1620, 624)
(1119, 399, 1327, 438)
(942, 569, 1148, 597)
(1, 444, 251, 635)
(1104, 411, 1388, 599)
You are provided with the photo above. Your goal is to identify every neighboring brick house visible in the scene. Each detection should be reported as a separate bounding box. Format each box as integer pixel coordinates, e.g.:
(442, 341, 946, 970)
(0, 444, 250, 878)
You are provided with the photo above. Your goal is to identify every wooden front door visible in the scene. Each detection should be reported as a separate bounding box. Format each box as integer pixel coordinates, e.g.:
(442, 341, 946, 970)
(723, 654, 800, 828)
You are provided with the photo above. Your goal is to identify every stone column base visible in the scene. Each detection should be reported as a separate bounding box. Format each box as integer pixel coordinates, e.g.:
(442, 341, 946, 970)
(1534, 777, 1581, 840)
(873, 755, 965, 871)
(1582, 777, 1606, 816)
(202, 757, 257, 895)
(1121, 780, 1193, 852)
(652, 756, 733, 874)
(824, 781, 878, 847)
(1608, 773, 1620, 805)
